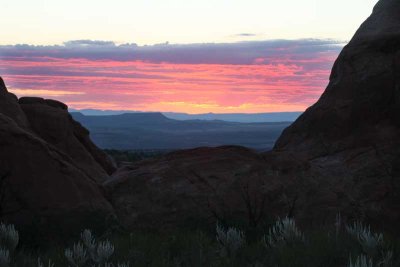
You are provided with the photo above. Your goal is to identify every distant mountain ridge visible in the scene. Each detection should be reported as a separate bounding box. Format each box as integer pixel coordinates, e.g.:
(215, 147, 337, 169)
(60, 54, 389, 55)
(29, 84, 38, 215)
(70, 112, 290, 150)
(71, 112, 172, 127)
(164, 112, 302, 123)
(69, 109, 302, 123)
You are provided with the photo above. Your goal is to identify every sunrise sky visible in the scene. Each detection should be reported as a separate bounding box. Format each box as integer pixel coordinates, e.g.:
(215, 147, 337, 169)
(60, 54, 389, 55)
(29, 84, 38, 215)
(0, 0, 378, 113)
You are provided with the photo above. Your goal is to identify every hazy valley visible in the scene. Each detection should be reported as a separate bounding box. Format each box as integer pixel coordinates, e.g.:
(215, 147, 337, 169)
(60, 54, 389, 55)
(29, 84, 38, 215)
(71, 112, 292, 150)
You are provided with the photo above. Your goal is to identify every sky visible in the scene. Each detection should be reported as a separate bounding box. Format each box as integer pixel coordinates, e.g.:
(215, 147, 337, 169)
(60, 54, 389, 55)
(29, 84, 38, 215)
(0, 0, 378, 113)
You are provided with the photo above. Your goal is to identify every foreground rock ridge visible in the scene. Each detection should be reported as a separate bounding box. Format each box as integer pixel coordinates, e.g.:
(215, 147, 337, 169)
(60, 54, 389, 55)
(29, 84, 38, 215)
(0, 78, 116, 238)
(107, 0, 400, 231)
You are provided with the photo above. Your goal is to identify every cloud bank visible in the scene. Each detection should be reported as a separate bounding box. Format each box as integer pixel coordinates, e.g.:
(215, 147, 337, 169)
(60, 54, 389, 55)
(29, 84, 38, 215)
(0, 39, 343, 113)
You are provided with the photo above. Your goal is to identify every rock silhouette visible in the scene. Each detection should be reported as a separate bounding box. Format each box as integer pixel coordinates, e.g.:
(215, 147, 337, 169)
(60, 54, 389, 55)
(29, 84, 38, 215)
(0, 78, 116, 239)
(0, 78, 29, 128)
(275, 0, 400, 158)
(19, 96, 115, 181)
(271, 0, 400, 229)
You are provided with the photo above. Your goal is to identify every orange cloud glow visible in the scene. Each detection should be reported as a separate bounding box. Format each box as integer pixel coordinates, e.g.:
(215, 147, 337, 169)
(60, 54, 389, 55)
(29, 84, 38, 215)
(0, 40, 340, 113)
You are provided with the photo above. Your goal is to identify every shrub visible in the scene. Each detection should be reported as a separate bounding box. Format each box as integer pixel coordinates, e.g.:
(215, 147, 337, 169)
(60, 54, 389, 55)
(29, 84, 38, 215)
(0, 249, 10, 267)
(81, 229, 96, 254)
(65, 242, 88, 267)
(0, 224, 19, 253)
(0, 223, 19, 267)
(346, 221, 383, 256)
(263, 217, 304, 248)
(37, 258, 55, 267)
(1, 220, 400, 267)
(65, 229, 115, 266)
(346, 221, 365, 238)
(378, 250, 393, 267)
(216, 224, 245, 257)
(95, 241, 115, 264)
(348, 255, 373, 267)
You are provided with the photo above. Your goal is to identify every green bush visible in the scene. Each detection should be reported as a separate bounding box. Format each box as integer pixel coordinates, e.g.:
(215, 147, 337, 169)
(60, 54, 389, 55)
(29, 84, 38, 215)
(2, 218, 400, 267)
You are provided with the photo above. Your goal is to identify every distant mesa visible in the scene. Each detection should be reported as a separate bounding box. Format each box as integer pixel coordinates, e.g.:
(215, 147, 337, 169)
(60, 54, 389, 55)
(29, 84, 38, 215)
(70, 108, 302, 123)
(70, 112, 290, 150)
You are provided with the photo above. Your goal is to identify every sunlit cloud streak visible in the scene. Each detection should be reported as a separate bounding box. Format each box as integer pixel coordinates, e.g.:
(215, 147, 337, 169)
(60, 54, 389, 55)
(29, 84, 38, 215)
(10, 88, 85, 97)
(0, 39, 343, 113)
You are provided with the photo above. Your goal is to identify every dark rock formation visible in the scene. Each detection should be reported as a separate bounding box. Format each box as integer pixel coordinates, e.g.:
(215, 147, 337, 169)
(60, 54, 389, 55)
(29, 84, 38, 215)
(106, 146, 276, 229)
(105, 0, 400, 231)
(19, 97, 115, 181)
(275, 0, 400, 158)
(0, 79, 116, 239)
(272, 0, 400, 230)
(0, 78, 29, 128)
(2, 0, 399, 235)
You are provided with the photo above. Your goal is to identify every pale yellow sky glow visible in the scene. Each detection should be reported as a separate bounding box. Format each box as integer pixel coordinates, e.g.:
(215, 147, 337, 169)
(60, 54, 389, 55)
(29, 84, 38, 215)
(1, 0, 378, 46)
(11, 88, 85, 97)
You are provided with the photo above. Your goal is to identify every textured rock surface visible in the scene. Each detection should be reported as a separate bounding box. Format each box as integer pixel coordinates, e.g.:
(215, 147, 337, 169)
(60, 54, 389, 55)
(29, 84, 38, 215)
(272, 0, 400, 230)
(19, 97, 115, 181)
(0, 78, 30, 128)
(106, 146, 278, 229)
(0, 80, 116, 238)
(106, 0, 400, 231)
(274, 0, 400, 158)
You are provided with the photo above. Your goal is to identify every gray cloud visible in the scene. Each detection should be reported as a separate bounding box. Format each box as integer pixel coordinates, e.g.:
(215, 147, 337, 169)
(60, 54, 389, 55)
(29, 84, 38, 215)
(235, 33, 258, 37)
(0, 39, 344, 65)
(63, 40, 117, 47)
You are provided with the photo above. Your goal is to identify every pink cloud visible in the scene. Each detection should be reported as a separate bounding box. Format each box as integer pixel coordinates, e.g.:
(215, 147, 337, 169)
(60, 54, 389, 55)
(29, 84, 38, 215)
(0, 39, 341, 113)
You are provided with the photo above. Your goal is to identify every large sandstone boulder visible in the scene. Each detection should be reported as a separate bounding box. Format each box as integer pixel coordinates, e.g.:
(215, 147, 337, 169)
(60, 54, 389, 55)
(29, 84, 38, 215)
(0, 112, 115, 240)
(0, 78, 29, 128)
(271, 0, 400, 230)
(274, 0, 400, 158)
(106, 146, 278, 229)
(0, 79, 116, 240)
(19, 97, 115, 182)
